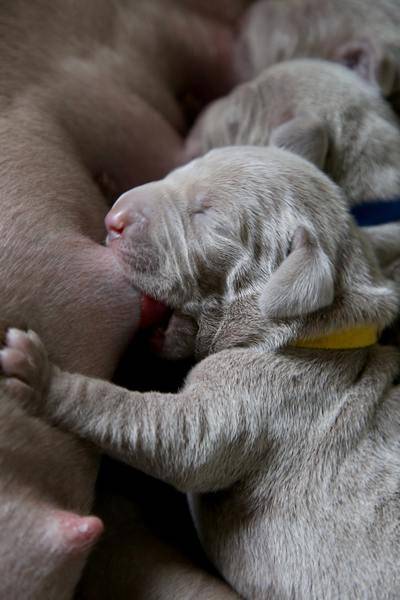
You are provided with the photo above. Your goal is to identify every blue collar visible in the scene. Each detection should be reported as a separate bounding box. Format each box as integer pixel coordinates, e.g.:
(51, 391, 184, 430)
(351, 197, 400, 227)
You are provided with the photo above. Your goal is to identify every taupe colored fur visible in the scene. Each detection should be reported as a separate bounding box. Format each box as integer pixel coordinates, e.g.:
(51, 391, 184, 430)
(187, 59, 400, 206)
(3, 147, 400, 599)
(186, 59, 400, 283)
(238, 0, 400, 111)
(0, 1, 253, 597)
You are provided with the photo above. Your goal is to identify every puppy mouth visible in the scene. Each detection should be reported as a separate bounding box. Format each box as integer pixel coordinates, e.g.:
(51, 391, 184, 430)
(139, 294, 171, 330)
(104, 232, 171, 335)
(105, 230, 122, 245)
(139, 294, 172, 354)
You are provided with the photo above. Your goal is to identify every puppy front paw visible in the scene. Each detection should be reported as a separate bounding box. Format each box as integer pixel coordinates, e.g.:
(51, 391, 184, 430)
(0, 328, 52, 415)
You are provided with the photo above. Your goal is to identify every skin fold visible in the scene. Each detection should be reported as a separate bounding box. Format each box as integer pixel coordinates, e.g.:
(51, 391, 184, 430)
(2, 147, 400, 598)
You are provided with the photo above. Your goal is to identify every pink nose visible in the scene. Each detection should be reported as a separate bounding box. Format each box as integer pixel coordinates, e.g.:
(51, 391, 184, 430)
(105, 184, 158, 240)
(105, 209, 129, 236)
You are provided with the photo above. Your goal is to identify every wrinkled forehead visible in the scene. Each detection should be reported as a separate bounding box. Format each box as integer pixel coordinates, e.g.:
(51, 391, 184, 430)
(169, 149, 254, 191)
(171, 148, 315, 214)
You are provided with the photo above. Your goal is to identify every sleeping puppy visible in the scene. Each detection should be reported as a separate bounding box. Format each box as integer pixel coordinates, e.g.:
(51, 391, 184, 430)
(187, 59, 400, 278)
(187, 59, 400, 206)
(237, 0, 400, 112)
(2, 147, 400, 599)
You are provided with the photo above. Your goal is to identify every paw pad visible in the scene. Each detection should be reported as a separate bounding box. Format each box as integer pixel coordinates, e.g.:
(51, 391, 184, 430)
(0, 328, 49, 395)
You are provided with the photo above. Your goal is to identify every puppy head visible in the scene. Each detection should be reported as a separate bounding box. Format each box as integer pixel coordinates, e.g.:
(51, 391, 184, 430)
(237, 0, 400, 104)
(106, 147, 398, 355)
(187, 60, 400, 205)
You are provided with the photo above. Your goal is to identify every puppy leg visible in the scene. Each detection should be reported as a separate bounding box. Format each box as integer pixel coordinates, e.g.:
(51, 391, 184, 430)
(1, 331, 243, 597)
(0, 329, 257, 492)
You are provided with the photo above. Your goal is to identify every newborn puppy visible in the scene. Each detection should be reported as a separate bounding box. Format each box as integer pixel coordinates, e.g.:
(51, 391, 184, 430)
(3, 147, 400, 599)
(187, 59, 400, 277)
(187, 59, 400, 206)
(237, 0, 400, 111)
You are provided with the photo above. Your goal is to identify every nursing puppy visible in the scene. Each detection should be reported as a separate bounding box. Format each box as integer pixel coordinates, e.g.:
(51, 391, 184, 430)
(0, 0, 253, 597)
(187, 59, 400, 280)
(3, 147, 400, 599)
(237, 0, 400, 111)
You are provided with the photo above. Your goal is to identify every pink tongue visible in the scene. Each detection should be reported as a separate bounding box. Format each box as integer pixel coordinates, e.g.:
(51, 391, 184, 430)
(139, 294, 169, 329)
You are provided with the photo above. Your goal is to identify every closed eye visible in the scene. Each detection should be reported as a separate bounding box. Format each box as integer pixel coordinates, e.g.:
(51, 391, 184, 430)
(190, 193, 212, 219)
(192, 207, 209, 216)
(190, 192, 211, 216)
(191, 208, 212, 227)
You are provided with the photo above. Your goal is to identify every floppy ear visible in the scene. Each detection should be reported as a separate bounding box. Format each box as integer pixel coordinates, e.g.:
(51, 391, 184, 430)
(259, 227, 335, 319)
(270, 116, 329, 169)
(334, 40, 397, 96)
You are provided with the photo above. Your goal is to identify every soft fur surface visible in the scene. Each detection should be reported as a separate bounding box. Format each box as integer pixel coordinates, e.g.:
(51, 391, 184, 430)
(0, 1, 253, 597)
(3, 147, 400, 599)
(186, 58, 400, 300)
(238, 0, 400, 110)
(187, 59, 400, 206)
(0, 386, 99, 600)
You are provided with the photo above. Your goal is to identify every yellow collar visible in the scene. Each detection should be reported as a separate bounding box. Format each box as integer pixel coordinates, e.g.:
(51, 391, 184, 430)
(294, 325, 378, 350)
